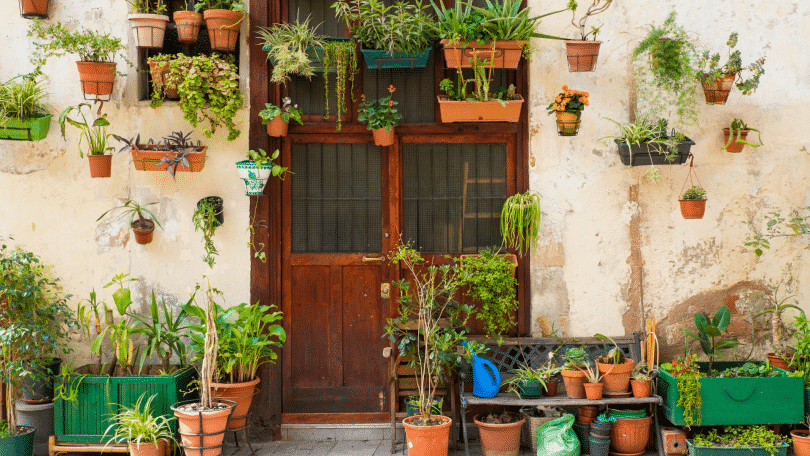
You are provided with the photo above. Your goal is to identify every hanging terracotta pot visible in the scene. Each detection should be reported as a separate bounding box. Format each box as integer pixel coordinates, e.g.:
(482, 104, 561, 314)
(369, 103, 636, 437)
(131, 219, 155, 245)
(147, 60, 178, 99)
(204, 9, 244, 52)
(584, 382, 604, 400)
(565, 41, 602, 72)
(561, 369, 587, 398)
(266, 116, 289, 137)
(437, 96, 524, 122)
(372, 127, 395, 147)
(174, 11, 203, 44)
(88, 155, 112, 178)
(129, 440, 168, 456)
(555, 111, 580, 136)
(792, 430, 810, 456)
(679, 199, 706, 219)
(402, 415, 452, 456)
(630, 379, 651, 398)
(702, 74, 735, 105)
(172, 399, 235, 456)
(210, 377, 260, 430)
(76, 61, 117, 97)
(441, 40, 526, 69)
(611, 416, 651, 454)
(597, 359, 634, 394)
(474, 413, 525, 456)
(19, 0, 49, 18)
(723, 128, 749, 153)
(128, 13, 169, 49)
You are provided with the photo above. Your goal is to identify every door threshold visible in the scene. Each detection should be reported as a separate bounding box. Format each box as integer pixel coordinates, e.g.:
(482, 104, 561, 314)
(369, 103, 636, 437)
(282, 413, 389, 424)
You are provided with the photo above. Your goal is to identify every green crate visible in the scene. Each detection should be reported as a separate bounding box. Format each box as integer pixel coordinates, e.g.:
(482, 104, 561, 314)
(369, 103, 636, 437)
(0, 114, 52, 141)
(360, 46, 432, 69)
(658, 362, 803, 426)
(686, 440, 788, 456)
(54, 365, 197, 443)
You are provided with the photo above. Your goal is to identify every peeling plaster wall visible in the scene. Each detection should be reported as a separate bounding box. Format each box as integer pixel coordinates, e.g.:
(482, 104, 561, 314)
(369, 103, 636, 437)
(527, 0, 810, 356)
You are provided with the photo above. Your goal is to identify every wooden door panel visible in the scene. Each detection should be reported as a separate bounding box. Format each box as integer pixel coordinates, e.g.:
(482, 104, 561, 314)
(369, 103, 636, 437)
(342, 265, 386, 386)
(290, 265, 331, 387)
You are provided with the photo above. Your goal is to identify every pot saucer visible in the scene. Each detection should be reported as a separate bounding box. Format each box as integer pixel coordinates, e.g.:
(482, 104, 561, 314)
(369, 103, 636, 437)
(609, 451, 644, 456)
(603, 390, 633, 398)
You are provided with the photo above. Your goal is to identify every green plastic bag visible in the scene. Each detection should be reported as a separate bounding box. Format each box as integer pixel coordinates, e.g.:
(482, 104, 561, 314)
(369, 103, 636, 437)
(537, 414, 580, 456)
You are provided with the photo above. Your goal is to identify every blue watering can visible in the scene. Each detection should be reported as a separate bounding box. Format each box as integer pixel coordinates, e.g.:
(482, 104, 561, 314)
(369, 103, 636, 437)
(462, 341, 501, 398)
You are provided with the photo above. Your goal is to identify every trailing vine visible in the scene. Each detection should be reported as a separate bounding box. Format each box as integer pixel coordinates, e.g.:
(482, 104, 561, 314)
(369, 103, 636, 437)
(193, 200, 221, 268)
(662, 354, 702, 427)
(321, 40, 358, 131)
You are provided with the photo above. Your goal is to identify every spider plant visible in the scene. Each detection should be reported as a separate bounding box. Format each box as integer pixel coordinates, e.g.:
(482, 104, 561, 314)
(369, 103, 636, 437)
(500, 191, 542, 256)
(103, 393, 176, 451)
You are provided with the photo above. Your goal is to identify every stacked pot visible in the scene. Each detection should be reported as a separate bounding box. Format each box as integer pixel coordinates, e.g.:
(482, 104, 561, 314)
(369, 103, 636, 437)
(589, 418, 612, 456)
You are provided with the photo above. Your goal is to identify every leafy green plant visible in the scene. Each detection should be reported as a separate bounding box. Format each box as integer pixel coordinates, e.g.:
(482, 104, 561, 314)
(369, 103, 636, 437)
(501, 364, 547, 397)
(165, 53, 243, 141)
(601, 115, 688, 182)
(723, 118, 763, 150)
(500, 191, 542, 257)
(744, 206, 810, 256)
(147, 54, 176, 108)
(439, 67, 518, 103)
(563, 347, 587, 369)
(321, 39, 358, 131)
(358, 85, 402, 132)
(791, 313, 810, 387)
(245, 148, 287, 176)
(0, 75, 48, 121)
(595, 333, 626, 364)
(127, 0, 166, 14)
(193, 199, 221, 268)
(96, 199, 163, 234)
(681, 305, 741, 374)
(661, 354, 702, 427)
(29, 20, 130, 70)
(333, 0, 438, 55)
(129, 290, 197, 373)
(631, 361, 655, 381)
(58, 103, 115, 157)
(747, 273, 804, 357)
(259, 98, 303, 126)
(194, 0, 245, 12)
(692, 426, 789, 455)
(0, 420, 10, 438)
(680, 186, 706, 201)
(567, 0, 612, 41)
(547, 85, 589, 115)
(716, 362, 785, 378)
(257, 14, 326, 84)
(461, 248, 517, 340)
(697, 33, 766, 96)
(90, 274, 140, 375)
(103, 393, 175, 449)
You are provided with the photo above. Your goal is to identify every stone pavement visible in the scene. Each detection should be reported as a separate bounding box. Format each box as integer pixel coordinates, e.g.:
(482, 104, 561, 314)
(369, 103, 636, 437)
(227, 439, 532, 456)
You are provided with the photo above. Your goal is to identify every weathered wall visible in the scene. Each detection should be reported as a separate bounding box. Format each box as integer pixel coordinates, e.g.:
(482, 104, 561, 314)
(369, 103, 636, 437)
(527, 0, 810, 360)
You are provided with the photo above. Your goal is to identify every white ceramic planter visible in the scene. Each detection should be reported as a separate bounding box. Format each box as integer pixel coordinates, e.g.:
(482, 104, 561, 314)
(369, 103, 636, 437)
(128, 13, 169, 49)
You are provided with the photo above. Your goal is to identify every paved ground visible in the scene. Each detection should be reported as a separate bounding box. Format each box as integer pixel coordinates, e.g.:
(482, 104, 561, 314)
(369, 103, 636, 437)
(228, 439, 528, 456)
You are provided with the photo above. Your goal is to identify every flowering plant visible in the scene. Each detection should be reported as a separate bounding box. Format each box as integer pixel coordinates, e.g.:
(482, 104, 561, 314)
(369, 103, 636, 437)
(357, 85, 402, 132)
(546, 85, 590, 115)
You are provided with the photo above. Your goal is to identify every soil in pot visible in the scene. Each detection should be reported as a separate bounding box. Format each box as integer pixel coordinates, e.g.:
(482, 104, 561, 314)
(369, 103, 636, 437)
(172, 399, 235, 456)
(210, 377, 260, 430)
(584, 382, 604, 400)
(402, 415, 451, 456)
(792, 430, 810, 456)
(630, 379, 651, 398)
(561, 368, 587, 398)
(175, 11, 203, 44)
(132, 219, 156, 245)
(565, 41, 602, 72)
(597, 359, 634, 394)
(474, 412, 526, 456)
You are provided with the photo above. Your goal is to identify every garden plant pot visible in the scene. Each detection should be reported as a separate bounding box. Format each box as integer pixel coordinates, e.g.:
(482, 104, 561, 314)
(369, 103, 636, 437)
(15, 400, 52, 455)
(198, 196, 224, 227)
(611, 416, 651, 454)
(204, 9, 243, 52)
(236, 161, 277, 195)
(76, 61, 117, 97)
(584, 382, 604, 400)
(210, 377, 260, 430)
(174, 11, 203, 44)
(0, 114, 52, 141)
(132, 220, 155, 245)
(128, 13, 169, 49)
(405, 397, 443, 417)
(615, 137, 695, 166)
(597, 359, 634, 394)
(686, 439, 789, 456)
(360, 46, 432, 69)
(555, 111, 580, 136)
(723, 128, 749, 153)
(21, 358, 62, 402)
(573, 421, 591, 454)
(402, 415, 452, 456)
(0, 426, 35, 456)
(590, 419, 611, 437)
(517, 380, 545, 399)
(565, 40, 601, 71)
(543, 381, 559, 397)
(438, 96, 523, 123)
(561, 369, 587, 398)
(441, 39, 526, 69)
(20, 0, 49, 17)
(766, 353, 791, 370)
(630, 379, 652, 398)
(130, 146, 207, 173)
(702, 74, 735, 104)
(474, 413, 525, 456)
(266, 116, 289, 137)
(679, 200, 706, 219)
(88, 154, 112, 178)
(372, 127, 395, 147)
(148, 61, 178, 99)
(172, 399, 235, 456)
(578, 405, 599, 423)
(792, 430, 810, 456)
(129, 439, 168, 456)
(589, 434, 611, 456)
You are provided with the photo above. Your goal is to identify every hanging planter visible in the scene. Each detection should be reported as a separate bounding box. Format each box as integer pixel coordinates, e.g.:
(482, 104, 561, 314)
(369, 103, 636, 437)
(678, 155, 707, 219)
(438, 96, 524, 123)
(259, 98, 303, 137)
(87, 154, 112, 178)
(372, 127, 395, 147)
(358, 87, 401, 145)
(0, 114, 52, 141)
(548, 86, 588, 136)
(19, 0, 48, 18)
(615, 137, 695, 166)
(97, 199, 163, 246)
(441, 40, 526, 69)
(555, 111, 581, 136)
(128, 13, 169, 49)
(565, 41, 602, 72)
(203, 9, 244, 52)
(701, 74, 735, 105)
(116, 131, 207, 177)
(236, 149, 288, 196)
(174, 11, 203, 44)
(76, 62, 118, 98)
(698, 33, 766, 105)
(722, 118, 762, 153)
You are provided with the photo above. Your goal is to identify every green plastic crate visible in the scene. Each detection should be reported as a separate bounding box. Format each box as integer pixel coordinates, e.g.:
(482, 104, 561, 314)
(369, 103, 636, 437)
(360, 46, 432, 69)
(54, 365, 197, 443)
(0, 114, 52, 141)
(658, 362, 803, 426)
(686, 440, 788, 456)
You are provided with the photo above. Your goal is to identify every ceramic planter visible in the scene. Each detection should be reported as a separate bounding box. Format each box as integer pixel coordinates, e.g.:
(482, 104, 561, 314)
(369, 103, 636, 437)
(76, 61, 117, 97)
(565, 41, 601, 72)
(702, 74, 735, 104)
(543, 380, 559, 397)
(686, 439, 789, 456)
(474, 413, 525, 456)
(129, 440, 168, 456)
(402, 415, 452, 456)
(679, 199, 706, 219)
(584, 382, 604, 400)
(204, 9, 243, 52)
(372, 127, 395, 147)
(148, 61, 178, 99)
(360, 46, 432, 69)
(437, 95, 523, 123)
(577, 405, 599, 424)
(130, 146, 207, 173)
(0, 114, 52, 141)
(597, 358, 634, 394)
(630, 379, 652, 398)
(723, 128, 749, 153)
(561, 369, 587, 398)
(792, 430, 810, 456)
(0, 426, 35, 456)
(172, 399, 236, 456)
(132, 220, 155, 245)
(440, 39, 525, 69)
(266, 116, 289, 137)
(555, 111, 581, 136)
(615, 137, 695, 166)
(174, 11, 203, 44)
(88, 154, 112, 178)
(516, 380, 545, 398)
(611, 416, 651, 454)
(236, 161, 276, 196)
(128, 13, 169, 49)
(19, 0, 48, 18)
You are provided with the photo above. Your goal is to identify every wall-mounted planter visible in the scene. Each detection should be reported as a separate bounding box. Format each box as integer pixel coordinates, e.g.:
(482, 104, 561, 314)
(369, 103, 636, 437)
(615, 138, 695, 166)
(440, 39, 525, 69)
(147, 61, 178, 99)
(203, 9, 243, 52)
(0, 114, 52, 141)
(174, 11, 203, 44)
(722, 128, 749, 153)
(197, 196, 224, 227)
(701, 74, 735, 105)
(132, 219, 156, 245)
(360, 46, 432, 69)
(19, 0, 48, 18)
(372, 127, 395, 147)
(88, 155, 112, 178)
(556, 111, 580, 136)
(565, 41, 601, 72)
(266, 38, 353, 73)
(236, 161, 274, 196)
(266, 116, 288, 137)
(130, 146, 207, 173)
(438, 95, 523, 123)
(76, 61, 117, 98)
(128, 13, 169, 49)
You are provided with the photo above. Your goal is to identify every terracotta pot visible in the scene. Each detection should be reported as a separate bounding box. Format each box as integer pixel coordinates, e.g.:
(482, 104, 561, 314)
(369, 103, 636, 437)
(174, 11, 203, 44)
(474, 413, 526, 456)
(88, 154, 112, 178)
(441, 39, 526, 69)
(792, 430, 810, 456)
(437, 95, 524, 122)
(76, 61, 117, 96)
(767, 353, 792, 370)
(584, 382, 604, 400)
(20, 0, 49, 17)
(129, 440, 167, 456)
(561, 369, 587, 398)
(597, 359, 634, 394)
(555, 111, 580, 136)
(565, 41, 602, 72)
(372, 127, 395, 147)
(611, 416, 651, 454)
(204, 9, 244, 52)
(132, 220, 155, 245)
(402, 415, 452, 456)
(630, 379, 651, 398)
(130, 146, 207, 172)
(128, 13, 169, 49)
(266, 116, 289, 137)
(210, 377, 260, 430)
(679, 199, 706, 219)
(577, 405, 599, 424)
(543, 381, 559, 397)
(723, 128, 749, 153)
(147, 61, 178, 99)
(702, 74, 735, 105)
(172, 400, 235, 456)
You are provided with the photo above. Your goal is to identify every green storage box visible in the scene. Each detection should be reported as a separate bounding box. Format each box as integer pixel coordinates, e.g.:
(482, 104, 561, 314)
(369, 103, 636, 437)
(686, 439, 788, 456)
(54, 365, 197, 443)
(658, 362, 803, 426)
(0, 114, 52, 141)
(360, 46, 432, 69)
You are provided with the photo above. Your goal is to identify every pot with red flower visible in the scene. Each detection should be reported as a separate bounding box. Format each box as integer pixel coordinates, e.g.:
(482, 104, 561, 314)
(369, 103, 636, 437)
(697, 33, 765, 105)
(358, 85, 401, 147)
(547, 85, 589, 136)
(259, 98, 303, 137)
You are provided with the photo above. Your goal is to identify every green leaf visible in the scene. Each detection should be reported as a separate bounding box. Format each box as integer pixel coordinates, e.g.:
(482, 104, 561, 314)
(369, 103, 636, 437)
(703, 325, 721, 337)
(694, 313, 708, 333)
(112, 288, 132, 316)
(713, 306, 731, 331)
(714, 340, 740, 349)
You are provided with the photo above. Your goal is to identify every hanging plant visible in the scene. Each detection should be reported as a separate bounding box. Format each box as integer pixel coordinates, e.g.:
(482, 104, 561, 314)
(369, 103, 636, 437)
(500, 191, 542, 256)
(321, 39, 358, 131)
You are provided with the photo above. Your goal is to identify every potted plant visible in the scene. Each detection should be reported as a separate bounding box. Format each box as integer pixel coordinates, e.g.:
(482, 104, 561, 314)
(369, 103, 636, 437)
(697, 33, 766, 105)
(723, 118, 763, 153)
(630, 362, 655, 398)
(793, 418, 810, 456)
(147, 54, 178, 107)
(58, 103, 116, 178)
(438, 71, 523, 123)
(499, 191, 542, 257)
(19, 0, 49, 18)
(688, 426, 790, 456)
(578, 360, 605, 400)
(0, 75, 51, 141)
(195, 0, 245, 52)
(29, 21, 129, 98)
(96, 199, 163, 246)
(174, 4, 204, 44)
(258, 98, 303, 137)
(564, 0, 613, 71)
(115, 131, 207, 178)
(164, 53, 243, 141)
(602, 115, 695, 180)
(194, 197, 224, 268)
(431, 0, 569, 69)
(358, 86, 401, 147)
(594, 333, 633, 394)
(257, 14, 326, 83)
(235, 148, 288, 196)
(333, 0, 438, 70)
(547, 85, 588, 136)
(103, 393, 175, 456)
(473, 412, 526, 456)
(561, 347, 588, 399)
(460, 248, 518, 341)
(679, 186, 706, 220)
(127, 0, 169, 49)
(747, 275, 804, 370)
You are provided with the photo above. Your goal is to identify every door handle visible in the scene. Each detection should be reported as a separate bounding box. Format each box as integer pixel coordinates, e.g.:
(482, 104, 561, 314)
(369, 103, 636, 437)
(362, 256, 385, 262)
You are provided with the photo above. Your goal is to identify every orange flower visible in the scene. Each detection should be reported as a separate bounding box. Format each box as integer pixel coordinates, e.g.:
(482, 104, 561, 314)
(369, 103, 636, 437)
(555, 95, 562, 103)
(388, 85, 396, 93)
(388, 100, 393, 107)
(563, 98, 571, 104)
(562, 85, 569, 91)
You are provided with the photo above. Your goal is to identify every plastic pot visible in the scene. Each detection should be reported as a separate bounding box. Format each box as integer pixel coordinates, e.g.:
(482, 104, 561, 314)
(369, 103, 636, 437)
(132, 220, 155, 245)
(372, 127, 395, 147)
(0, 426, 35, 456)
(792, 430, 810, 456)
(679, 200, 706, 219)
(197, 196, 224, 227)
